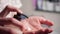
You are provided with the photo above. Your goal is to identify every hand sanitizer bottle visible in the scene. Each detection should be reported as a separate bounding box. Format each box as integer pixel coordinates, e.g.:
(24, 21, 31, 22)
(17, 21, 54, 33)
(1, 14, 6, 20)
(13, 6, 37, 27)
(14, 13, 28, 21)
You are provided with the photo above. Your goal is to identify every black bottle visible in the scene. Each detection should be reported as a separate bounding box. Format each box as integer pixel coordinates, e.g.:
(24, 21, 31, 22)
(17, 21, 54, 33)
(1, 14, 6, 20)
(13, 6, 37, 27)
(13, 13, 28, 21)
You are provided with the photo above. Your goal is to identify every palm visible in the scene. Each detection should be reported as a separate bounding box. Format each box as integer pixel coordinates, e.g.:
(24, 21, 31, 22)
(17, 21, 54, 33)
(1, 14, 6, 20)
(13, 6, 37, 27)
(20, 16, 53, 34)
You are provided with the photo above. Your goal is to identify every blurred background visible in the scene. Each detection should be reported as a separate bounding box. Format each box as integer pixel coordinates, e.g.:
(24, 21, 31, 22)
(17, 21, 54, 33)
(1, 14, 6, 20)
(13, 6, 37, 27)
(20, 0, 60, 34)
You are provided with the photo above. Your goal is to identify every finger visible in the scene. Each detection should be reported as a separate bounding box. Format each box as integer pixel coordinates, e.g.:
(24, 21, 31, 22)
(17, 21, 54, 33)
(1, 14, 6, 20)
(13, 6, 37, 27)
(0, 18, 12, 26)
(9, 18, 27, 31)
(44, 28, 53, 33)
(35, 29, 44, 34)
(16, 9, 23, 14)
(6, 5, 23, 14)
(39, 17, 54, 26)
(0, 26, 22, 34)
(0, 26, 12, 34)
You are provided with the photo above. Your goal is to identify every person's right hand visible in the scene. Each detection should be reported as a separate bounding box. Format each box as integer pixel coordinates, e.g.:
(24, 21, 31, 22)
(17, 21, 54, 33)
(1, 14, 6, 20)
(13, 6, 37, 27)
(0, 5, 25, 34)
(0, 5, 23, 17)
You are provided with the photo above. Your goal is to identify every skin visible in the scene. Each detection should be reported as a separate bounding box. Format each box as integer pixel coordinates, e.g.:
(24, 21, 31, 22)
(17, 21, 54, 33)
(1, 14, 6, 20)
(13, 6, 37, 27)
(0, 5, 54, 34)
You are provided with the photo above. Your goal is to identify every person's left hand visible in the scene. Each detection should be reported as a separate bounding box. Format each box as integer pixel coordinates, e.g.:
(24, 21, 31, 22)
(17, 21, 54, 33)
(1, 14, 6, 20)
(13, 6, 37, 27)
(21, 16, 54, 34)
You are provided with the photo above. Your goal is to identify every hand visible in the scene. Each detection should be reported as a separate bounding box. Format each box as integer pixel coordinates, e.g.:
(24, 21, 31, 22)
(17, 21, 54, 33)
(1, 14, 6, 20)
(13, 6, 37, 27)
(21, 16, 54, 34)
(0, 5, 23, 17)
